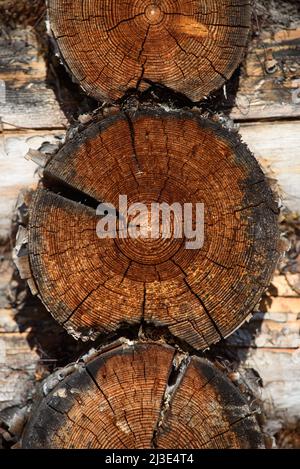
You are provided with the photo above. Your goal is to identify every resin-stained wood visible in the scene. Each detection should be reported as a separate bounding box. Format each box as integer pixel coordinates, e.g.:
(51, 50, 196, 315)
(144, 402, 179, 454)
(27, 109, 280, 349)
(22, 342, 264, 449)
(48, 0, 251, 102)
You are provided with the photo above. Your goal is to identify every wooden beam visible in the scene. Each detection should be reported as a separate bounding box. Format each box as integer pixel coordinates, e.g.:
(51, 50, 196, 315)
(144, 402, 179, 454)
(231, 26, 300, 121)
(0, 28, 67, 131)
(239, 121, 300, 213)
(0, 131, 64, 241)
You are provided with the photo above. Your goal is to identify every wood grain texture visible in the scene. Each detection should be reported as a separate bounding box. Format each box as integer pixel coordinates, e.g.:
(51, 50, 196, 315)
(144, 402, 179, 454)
(231, 26, 300, 121)
(0, 0, 45, 28)
(22, 341, 264, 449)
(239, 121, 300, 213)
(0, 0, 299, 448)
(0, 260, 39, 414)
(48, 0, 251, 102)
(27, 109, 280, 349)
(0, 333, 38, 412)
(220, 267, 300, 437)
(245, 348, 300, 436)
(0, 131, 64, 241)
(0, 121, 297, 247)
(0, 29, 67, 131)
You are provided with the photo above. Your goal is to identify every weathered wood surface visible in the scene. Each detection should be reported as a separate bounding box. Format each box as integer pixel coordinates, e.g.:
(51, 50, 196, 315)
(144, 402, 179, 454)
(1, 265, 297, 445)
(27, 110, 280, 349)
(0, 25, 299, 214)
(231, 25, 300, 121)
(0, 124, 298, 246)
(1, 5, 299, 124)
(48, 0, 251, 103)
(0, 131, 64, 241)
(0, 28, 67, 130)
(219, 270, 300, 438)
(0, 0, 299, 448)
(22, 341, 264, 449)
(239, 121, 300, 213)
(0, 255, 84, 440)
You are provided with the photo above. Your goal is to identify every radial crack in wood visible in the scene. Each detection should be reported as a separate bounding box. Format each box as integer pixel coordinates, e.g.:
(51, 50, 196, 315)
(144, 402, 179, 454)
(22, 341, 265, 449)
(48, 0, 251, 102)
(26, 109, 280, 349)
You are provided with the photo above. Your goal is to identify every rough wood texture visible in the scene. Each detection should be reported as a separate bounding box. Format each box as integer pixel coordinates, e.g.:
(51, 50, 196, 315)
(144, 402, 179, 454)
(1, 0, 299, 449)
(231, 25, 300, 121)
(0, 253, 87, 447)
(0, 12, 298, 211)
(239, 121, 300, 213)
(0, 28, 67, 131)
(27, 110, 280, 349)
(218, 259, 300, 439)
(0, 261, 38, 415)
(0, 0, 45, 28)
(22, 341, 264, 449)
(48, 0, 251, 102)
(0, 131, 64, 242)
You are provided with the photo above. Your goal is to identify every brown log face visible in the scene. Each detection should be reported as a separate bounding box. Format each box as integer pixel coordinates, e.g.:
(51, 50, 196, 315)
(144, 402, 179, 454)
(28, 109, 280, 349)
(22, 342, 264, 449)
(48, 0, 251, 102)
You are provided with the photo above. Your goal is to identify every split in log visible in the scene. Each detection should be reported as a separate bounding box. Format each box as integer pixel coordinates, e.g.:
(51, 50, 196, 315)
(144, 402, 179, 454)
(48, 0, 251, 102)
(22, 341, 264, 449)
(26, 109, 280, 350)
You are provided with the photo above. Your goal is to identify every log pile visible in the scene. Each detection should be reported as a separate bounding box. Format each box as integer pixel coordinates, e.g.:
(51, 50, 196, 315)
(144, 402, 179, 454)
(5, 0, 285, 449)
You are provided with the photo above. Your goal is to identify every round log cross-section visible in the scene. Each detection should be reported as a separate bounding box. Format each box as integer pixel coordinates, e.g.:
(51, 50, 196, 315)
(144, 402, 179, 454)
(48, 0, 251, 102)
(27, 109, 280, 349)
(22, 341, 264, 449)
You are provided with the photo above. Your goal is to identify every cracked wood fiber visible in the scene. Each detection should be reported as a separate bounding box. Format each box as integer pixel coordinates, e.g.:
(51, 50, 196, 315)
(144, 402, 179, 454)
(27, 109, 280, 350)
(48, 0, 251, 102)
(22, 341, 264, 449)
